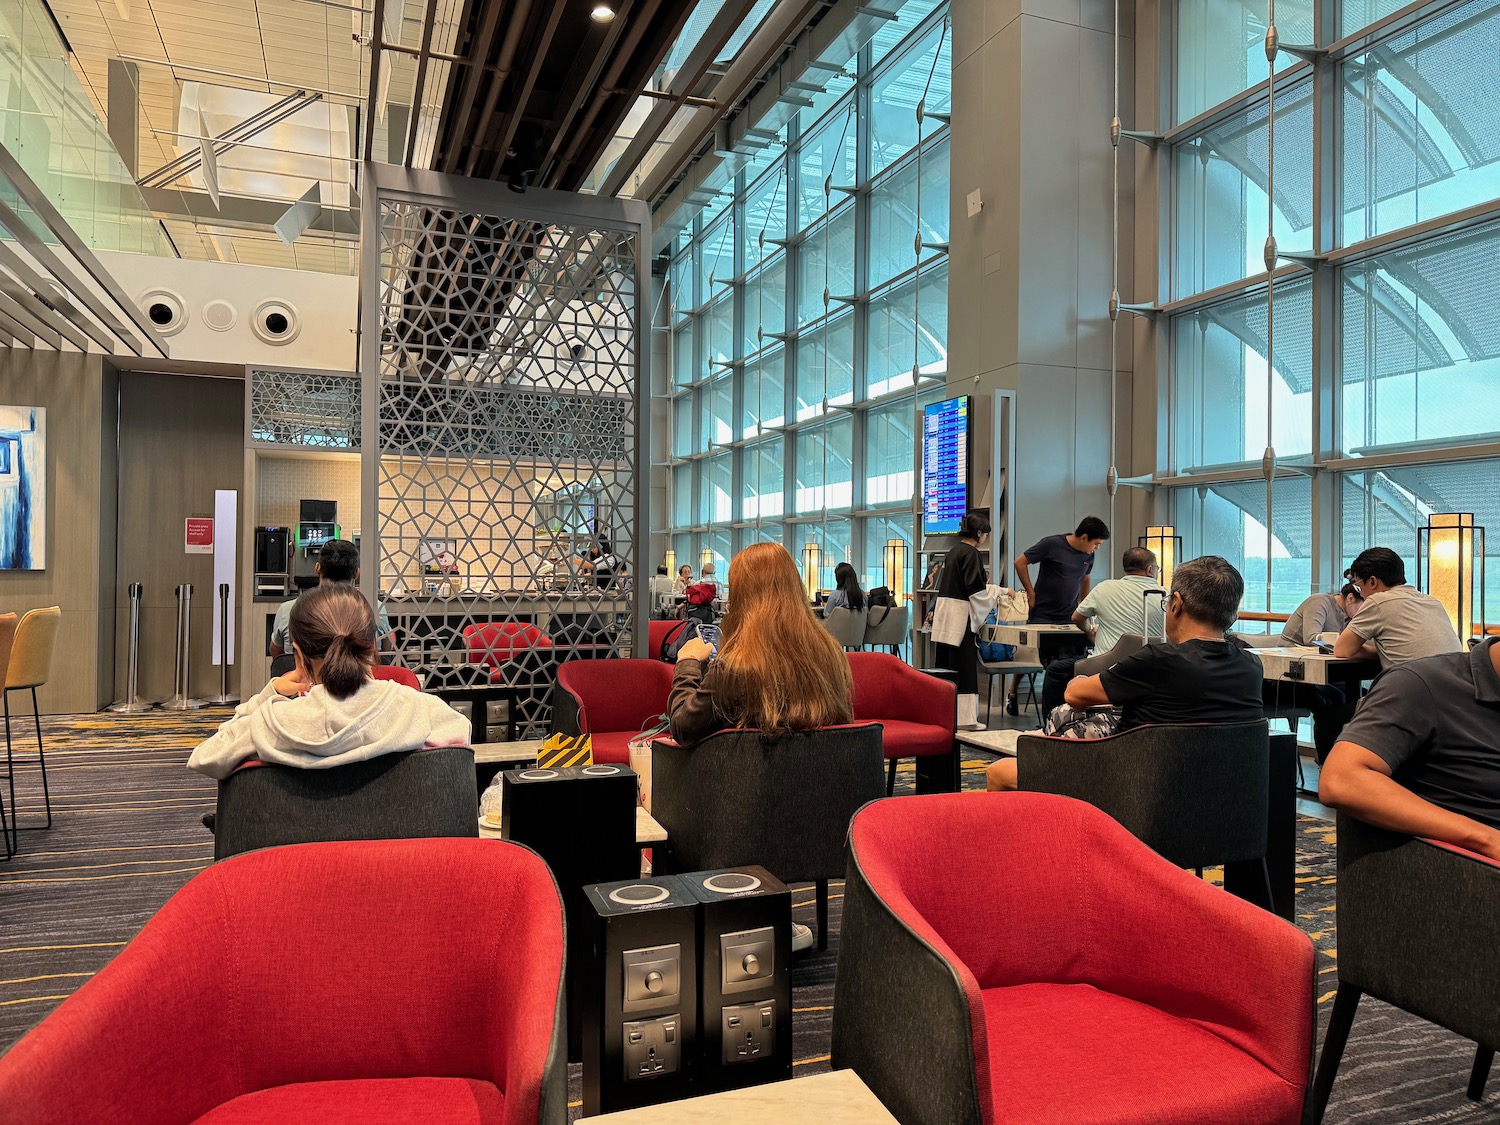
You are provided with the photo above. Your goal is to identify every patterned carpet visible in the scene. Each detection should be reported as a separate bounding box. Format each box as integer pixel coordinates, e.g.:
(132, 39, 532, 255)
(0, 715, 1496, 1122)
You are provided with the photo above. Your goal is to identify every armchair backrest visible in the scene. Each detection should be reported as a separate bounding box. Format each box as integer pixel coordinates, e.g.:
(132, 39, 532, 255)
(0, 838, 566, 1125)
(555, 658, 673, 735)
(1074, 633, 1146, 678)
(213, 746, 478, 860)
(652, 723, 884, 885)
(1336, 812, 1500, 1048)
(1016, 720, 1270, 869)
(372, 664, 420, 689)
(847, 651, 956, 730)
(7, 606, 60, 689)
(823, 606, 869, 647)
(862, 605, 910, 646)
(463, 621, 551, 664)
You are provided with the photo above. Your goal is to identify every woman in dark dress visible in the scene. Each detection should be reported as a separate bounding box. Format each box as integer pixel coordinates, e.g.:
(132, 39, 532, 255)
(931, 512, 993, 731)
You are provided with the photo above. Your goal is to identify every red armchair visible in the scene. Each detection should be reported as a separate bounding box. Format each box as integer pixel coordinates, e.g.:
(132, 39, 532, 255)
(372, 664, 421, 689)
(847, 652, 957, 794)
(833, 793, 1314, 1125)
(0, 838, 567, 1125)
(464, 621, 553, 683)
(552, 658, 674, 764)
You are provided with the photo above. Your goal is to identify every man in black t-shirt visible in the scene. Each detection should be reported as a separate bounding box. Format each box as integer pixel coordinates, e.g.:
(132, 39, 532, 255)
(987, 555, 1263, 790)
(1014, 516, 1110, 624)
(1319, 638, 1500, 860)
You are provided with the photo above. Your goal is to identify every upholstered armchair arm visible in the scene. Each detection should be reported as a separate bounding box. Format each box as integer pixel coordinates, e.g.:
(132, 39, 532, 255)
(886, 662, 958, 729)
(0, 876, 248, 1123)
(832, 835, 986, 1125)
(1080, 833, 1314, 1090)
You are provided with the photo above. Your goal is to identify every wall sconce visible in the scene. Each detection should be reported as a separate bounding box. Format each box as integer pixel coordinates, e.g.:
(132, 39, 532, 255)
(802, 541, 821, 601)
(883, 539, 909, 604)
(1420, 513, 1485, 641)
(1139, 525, 1181, 589)
(664, 548, 675, 577)
(700, 546, 714, 573)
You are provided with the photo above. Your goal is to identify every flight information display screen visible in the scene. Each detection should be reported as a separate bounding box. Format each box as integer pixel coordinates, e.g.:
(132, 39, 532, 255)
(922, 397, 970, 535)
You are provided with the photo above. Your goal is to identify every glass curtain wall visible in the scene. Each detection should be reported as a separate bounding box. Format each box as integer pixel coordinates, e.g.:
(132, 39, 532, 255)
(665, 4, 950, 597)
(1167, 0, 1500, 626)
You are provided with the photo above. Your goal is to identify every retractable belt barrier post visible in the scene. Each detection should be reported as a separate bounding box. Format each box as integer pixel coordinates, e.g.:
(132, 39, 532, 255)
(202, 582, 239, 706)
(108, 583, 154, 713)
(160, 583, 207, 710)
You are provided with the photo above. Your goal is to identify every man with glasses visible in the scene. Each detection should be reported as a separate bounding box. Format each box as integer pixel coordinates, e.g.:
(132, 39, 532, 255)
(1334, 547, 1462, 669)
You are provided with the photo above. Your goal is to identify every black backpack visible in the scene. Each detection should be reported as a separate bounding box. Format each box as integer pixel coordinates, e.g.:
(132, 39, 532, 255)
(867, 586, 894, 608)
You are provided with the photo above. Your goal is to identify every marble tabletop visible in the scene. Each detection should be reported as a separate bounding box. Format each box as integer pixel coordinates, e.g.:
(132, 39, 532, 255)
(578, 1070, 898, 1123)
(471, 739, 545, 764)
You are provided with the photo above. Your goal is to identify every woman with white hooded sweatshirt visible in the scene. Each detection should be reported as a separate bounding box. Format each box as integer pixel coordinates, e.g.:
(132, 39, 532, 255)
(189, 585, 468, 780)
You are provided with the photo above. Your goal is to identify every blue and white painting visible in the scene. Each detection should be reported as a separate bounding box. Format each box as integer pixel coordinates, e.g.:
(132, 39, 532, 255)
(0, 406, 45, 570)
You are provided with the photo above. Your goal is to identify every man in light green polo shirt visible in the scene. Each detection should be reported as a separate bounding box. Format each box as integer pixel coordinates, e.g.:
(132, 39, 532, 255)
(1040, 547, 1165, 712)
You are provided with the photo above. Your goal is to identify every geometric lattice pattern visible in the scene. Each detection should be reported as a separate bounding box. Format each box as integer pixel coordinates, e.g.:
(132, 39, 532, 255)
(249, 367, 362, 449)
(370, 195, 641, 735)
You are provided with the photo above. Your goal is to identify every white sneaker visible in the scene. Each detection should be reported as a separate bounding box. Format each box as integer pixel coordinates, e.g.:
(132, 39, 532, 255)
(791, 922, 815, 953)
(959, 720, 987, 732)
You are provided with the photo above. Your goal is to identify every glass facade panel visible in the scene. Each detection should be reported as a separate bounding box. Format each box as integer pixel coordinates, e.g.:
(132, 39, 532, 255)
(869, 23, 951, 175)
(1340, 220, 1500, 454)
(862, 513, 915, 596)
(1180, 476, 1313, 614)
(1172, 79, 1314, 298)
(665, 6, 949, 584)
(1173, 0, 1314, 125)
(1174, 279, 1313, 467)
(1340, 3, 1500, 245)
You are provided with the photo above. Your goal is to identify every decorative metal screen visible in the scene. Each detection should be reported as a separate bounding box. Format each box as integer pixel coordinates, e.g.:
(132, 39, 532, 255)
(361, 169, 647, 735)
(249, 367, 362, 449)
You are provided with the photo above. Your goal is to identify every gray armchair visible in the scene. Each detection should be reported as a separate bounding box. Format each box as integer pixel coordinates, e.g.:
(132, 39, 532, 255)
(213, 746, 478, 860)
(651, 724, 885, 949)
(1016, 721, 1273, 905)
(861, 605, 910, 653)
(1311, 813, 1500, 1120)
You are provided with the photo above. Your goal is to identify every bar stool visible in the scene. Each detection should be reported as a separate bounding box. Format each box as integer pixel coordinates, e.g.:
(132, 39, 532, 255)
(0, 612, 15, 859)
(5, 606, 61, 833)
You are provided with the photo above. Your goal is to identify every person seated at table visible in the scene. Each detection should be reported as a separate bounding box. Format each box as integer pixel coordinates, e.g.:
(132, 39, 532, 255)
(270, 538, 392, 657)
(1262, 582, 1366, 764)
(668, 541, 852, 749)
(823, 562, 866, 618)
(673, 563, 694, 593)
(1319, 636, 1500, 860)
(1040, 547, 1163, 713)
(987, 556, 1263, 791)
(1280, 582, 1364, 646)
(1334, 547, 1462, 669)
(189, 585, 468, 780)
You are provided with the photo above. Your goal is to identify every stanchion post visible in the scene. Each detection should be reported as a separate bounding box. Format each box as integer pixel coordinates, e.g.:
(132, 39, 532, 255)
(160, 583, 207, 710)
(108, 583, 154, 713)
(202, 581, 239, 706)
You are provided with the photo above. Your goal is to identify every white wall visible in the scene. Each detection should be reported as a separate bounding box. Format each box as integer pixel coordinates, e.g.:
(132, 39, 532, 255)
(96, 252, 359, 372)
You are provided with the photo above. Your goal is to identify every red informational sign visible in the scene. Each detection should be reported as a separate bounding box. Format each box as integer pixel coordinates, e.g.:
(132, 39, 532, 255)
(185, 517, 214, 554)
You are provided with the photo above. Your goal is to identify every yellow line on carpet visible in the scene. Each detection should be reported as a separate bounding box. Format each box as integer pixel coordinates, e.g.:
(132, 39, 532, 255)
(0, 995, 70, 1008)
(794, 1006, 833, 1013)
(794, 1055, 832, 1067)
(0, 842, 211, 859)
(16, 805, 211, 815)
(0, 972, 96, 986)
(0, 856, 214, 878)
(0, 942, 126, 955)
(0, 865, 209, 886)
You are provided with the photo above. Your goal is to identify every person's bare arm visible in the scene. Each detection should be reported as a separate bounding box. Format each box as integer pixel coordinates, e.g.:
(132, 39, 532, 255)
(1070, 610, 1096, 642)
(1014, 553, 1036, 606)
(269, 641, 285, 657)
(1077, 575, 1091, 603)
(1320, 742, 1500, 860)
(1334, 623, 1377, 659)
(1064, 673, 1111, 709)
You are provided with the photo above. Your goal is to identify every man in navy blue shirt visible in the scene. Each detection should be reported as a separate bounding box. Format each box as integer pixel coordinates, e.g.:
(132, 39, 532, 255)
(1014, 517, 1110, 624)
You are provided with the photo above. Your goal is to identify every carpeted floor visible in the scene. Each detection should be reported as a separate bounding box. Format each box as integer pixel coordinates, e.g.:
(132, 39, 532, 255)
(1, 712, 1497, 1122)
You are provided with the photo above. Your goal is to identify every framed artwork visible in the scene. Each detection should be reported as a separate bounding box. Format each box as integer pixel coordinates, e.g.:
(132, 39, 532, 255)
(0, 405, 44, 570)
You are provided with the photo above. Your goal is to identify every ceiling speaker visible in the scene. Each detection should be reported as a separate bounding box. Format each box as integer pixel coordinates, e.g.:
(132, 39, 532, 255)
(138, 288, 186, 336)
(201, 299, 237, 332)
(252, 299, 301, 345)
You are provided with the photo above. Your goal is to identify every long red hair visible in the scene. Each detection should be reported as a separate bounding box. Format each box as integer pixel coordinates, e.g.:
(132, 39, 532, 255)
(715, 542, 854, 733)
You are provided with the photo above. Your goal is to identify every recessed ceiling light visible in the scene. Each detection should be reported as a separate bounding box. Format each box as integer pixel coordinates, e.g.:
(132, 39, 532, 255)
(590, 4, 615, 22)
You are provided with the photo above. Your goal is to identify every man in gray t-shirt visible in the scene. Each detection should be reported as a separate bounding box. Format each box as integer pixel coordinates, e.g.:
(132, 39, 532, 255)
(1279, 584, 1363, 646)
(1334, 547, 1461, 669)
(1321, 638, 1500, 859)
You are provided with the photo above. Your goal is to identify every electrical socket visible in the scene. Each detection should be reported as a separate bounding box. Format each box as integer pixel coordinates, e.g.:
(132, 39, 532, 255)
(721, 1000, 776, 1065)
(1287, 660, 1305, 681)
